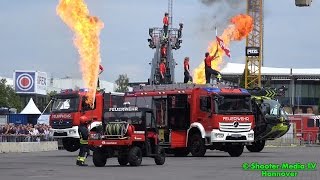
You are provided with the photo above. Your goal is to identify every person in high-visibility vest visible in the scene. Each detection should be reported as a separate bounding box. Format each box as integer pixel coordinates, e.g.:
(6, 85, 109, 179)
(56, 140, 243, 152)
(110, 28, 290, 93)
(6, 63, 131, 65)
(76, 116, 90, 166)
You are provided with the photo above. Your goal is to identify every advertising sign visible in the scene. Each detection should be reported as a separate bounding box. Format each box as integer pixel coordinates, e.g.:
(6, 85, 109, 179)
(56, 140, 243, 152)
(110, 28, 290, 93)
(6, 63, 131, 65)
(14, 71, 47, 95)
(35, 71, 47, 95)
(246, 47, 260, 56)
(14, 71, 35, 93)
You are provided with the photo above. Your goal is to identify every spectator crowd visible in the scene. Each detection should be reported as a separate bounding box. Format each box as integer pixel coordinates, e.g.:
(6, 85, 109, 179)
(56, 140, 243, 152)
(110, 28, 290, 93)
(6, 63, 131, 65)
(0, 123, 52, 142)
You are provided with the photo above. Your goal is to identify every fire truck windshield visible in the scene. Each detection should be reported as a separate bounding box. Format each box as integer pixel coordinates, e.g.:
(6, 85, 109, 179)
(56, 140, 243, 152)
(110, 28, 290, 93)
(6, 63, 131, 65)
(52, 97, 79, 113)
(216, 95, 252, 114)
(105, 111, 143, 125)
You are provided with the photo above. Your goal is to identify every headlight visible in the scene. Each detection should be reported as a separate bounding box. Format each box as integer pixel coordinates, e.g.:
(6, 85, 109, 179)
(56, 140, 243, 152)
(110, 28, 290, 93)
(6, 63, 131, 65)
(215, 133, 224, 138)
(248, 133, 254, 138)
(69, 130, 77, 134)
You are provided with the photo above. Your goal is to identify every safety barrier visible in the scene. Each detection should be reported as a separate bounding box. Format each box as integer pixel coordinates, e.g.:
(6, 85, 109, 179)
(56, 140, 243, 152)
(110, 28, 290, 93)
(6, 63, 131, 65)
(0, 134, 54, 142)
(0, 135, 58, 153)
(265, 132, 320, 147)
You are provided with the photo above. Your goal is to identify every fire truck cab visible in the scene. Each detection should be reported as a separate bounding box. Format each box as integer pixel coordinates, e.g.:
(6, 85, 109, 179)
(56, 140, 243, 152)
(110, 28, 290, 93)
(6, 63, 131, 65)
(49, 88, 124, 152)
(125, 84, 255, 157)
(289, 115, 320, 143)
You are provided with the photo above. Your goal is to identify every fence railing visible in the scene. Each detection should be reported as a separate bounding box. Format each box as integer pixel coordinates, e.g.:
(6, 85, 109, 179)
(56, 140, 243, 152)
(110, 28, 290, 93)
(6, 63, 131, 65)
(266, 132, 320, 146)
(0, 134, 55, 142)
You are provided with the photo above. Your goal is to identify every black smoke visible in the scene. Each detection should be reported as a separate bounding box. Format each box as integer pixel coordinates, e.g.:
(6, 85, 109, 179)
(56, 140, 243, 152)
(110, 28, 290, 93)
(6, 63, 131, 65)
(196, 0, 246, 34)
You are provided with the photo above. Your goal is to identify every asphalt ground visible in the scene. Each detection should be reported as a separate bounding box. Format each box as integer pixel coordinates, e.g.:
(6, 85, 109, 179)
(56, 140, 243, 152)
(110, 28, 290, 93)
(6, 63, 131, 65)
(0, 147, 319, 180)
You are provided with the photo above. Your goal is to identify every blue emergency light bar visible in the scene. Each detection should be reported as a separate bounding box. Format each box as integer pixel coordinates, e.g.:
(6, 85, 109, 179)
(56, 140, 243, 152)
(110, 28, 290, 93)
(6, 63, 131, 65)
(79, 88, 89, 92)
(203, 87, 221, 93)
(240, 88, 249, 94)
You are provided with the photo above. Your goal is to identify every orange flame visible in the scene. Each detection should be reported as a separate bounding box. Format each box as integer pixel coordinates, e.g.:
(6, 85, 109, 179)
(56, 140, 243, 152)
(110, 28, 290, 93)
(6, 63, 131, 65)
(56, 0, 104, 107)
(193, 14, 253, 84)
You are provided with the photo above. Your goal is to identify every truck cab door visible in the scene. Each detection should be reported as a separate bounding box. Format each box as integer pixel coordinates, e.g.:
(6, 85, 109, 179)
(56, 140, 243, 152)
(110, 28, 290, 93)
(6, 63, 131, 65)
(167, 94, 190, 148)
(198, 95, 212, 131)
(81, 96, 99, 121)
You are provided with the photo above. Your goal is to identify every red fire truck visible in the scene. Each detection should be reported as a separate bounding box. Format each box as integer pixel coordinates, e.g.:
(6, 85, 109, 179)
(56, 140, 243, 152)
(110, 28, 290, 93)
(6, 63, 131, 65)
(124, 84, 255, 157)
(289, 115, 320, 143)
(49, 88, 124, 152)
(88, 106, 166, 167)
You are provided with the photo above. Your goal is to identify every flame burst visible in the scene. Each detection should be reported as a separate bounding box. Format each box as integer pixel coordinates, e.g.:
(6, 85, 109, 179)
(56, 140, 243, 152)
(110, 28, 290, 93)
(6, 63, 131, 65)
(193, 14, 253, 84)
(57, 0, 104, 106)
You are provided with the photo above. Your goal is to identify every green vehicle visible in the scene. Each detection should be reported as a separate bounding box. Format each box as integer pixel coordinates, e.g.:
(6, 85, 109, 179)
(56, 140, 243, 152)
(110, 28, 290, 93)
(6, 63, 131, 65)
(246, 87, 291, 152)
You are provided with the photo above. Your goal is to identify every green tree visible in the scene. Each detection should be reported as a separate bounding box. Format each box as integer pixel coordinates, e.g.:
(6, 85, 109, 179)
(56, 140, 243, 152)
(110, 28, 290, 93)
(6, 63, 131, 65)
(0, 79, 22, 111)
(115, 74, 129, 92)
(48, 90, 58, 98)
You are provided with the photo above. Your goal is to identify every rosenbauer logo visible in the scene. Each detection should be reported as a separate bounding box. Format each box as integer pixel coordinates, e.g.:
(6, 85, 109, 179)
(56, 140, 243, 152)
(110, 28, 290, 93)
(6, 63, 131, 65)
(16, 73, 35, 92)
(223, 117, 250, 121)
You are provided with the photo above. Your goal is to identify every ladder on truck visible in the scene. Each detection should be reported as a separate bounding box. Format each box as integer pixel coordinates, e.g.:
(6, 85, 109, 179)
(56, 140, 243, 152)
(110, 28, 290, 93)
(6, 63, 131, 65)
(131, 83, 239, 92)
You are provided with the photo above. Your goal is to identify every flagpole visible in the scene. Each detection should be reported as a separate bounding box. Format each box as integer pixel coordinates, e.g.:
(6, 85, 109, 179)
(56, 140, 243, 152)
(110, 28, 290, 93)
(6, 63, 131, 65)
(215, 26, 218, 37)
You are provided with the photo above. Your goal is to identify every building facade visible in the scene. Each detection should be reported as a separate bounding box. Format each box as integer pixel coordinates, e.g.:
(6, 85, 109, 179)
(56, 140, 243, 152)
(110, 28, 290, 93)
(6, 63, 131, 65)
(221, 63, 320, 115)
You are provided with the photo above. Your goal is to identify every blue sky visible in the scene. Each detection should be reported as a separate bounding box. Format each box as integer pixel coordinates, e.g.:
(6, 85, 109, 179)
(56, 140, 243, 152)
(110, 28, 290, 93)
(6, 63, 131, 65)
(0, 0, 319, 83)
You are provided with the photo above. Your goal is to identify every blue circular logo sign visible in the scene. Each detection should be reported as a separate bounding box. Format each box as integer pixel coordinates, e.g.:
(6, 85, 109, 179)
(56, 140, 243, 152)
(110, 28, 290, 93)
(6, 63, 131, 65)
(17, 73, 34, 91)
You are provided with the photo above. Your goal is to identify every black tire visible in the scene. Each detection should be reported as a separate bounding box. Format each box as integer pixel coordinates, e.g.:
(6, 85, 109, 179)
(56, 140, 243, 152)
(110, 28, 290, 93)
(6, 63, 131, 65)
(118, 154, 128, 166)
(173, 148, 190, 157)
(188, 134, 206, 157)
(227, 145, 244, 157)
(62, 138, 79, 152)
(128, 146, 142, 166)
(154, 146, 166, 165)
(93, 148, 107, 167)
(246, 140, 266, 152)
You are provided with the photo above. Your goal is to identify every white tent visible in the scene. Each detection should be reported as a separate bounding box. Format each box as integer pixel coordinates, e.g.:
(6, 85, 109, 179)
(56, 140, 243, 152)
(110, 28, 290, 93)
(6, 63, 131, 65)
(20, 98, 41, 114)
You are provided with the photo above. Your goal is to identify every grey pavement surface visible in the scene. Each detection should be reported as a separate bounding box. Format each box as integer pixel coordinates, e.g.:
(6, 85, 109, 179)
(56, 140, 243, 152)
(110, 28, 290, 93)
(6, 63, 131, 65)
(0, 147, 319, 180)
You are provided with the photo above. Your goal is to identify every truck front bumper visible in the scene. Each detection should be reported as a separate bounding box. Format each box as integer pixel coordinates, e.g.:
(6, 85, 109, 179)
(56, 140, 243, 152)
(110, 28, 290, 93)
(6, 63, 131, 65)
(210, 129, 254, 143)
(49, 126, 80, 138)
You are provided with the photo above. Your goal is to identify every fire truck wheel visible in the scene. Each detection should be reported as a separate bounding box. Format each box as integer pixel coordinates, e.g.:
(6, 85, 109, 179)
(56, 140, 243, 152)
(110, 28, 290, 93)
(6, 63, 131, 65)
(154, 146, 166, 165)
(227, 145, 244, 157)
(173, 148, 190, 157)
(128, 146, 142, 166)
(62, 138, 79, 152)
(189, 134, 206, 157)
(93, 149, 107, 167)
(118, 154, 128, 166)
(246, 140, 266, 152)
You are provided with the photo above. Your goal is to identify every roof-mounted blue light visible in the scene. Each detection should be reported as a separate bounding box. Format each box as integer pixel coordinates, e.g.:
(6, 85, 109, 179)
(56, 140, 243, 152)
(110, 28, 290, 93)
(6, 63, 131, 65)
(240, 88, 249, 94)
(203, 87, 221, 93)
(79, 88, 89, 92)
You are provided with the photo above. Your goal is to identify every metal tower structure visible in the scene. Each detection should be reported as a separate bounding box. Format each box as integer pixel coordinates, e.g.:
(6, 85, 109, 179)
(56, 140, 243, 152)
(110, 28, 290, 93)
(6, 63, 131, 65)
(244, 0, 263, 88)
(168, 0, 173, 28)
(147, 0, 183, 85)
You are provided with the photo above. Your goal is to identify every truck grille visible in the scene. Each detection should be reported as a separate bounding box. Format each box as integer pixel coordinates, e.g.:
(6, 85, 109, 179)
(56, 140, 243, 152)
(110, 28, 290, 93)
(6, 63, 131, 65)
(51, 119, 73, 129)
(219, 122, 251, 132)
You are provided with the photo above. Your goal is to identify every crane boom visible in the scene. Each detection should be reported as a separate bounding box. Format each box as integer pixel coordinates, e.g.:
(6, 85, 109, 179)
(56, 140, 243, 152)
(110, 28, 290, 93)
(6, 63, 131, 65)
(245, 0, 263, 88)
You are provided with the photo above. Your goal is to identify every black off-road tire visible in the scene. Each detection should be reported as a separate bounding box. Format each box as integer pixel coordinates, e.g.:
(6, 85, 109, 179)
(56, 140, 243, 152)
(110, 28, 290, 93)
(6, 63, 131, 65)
(118, 154, 128, 166)
(154, 146, 166, 165)
(128, 146, 142, 166)
(93, 148, 107, 167)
